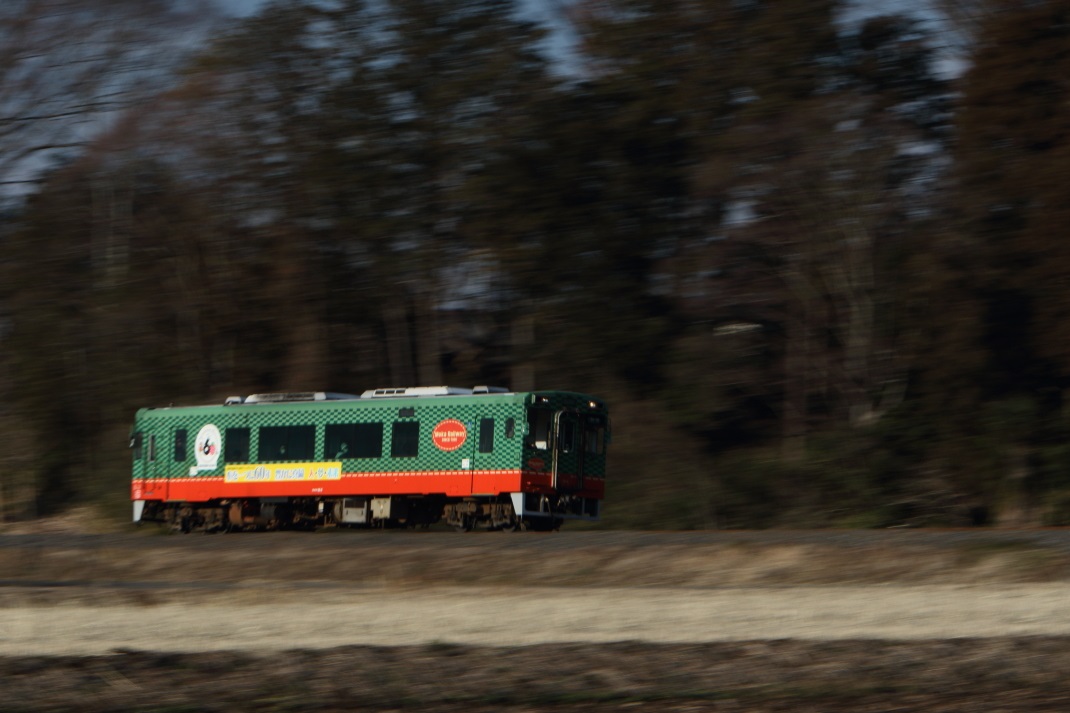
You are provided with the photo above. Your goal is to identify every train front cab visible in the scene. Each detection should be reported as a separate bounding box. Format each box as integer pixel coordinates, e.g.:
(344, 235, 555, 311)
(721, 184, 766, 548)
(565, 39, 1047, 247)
(515, 392, 607, 526)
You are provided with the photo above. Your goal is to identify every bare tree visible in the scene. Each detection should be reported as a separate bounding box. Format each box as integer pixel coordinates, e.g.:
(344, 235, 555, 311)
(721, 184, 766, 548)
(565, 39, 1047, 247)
(0, 0, 218, 195)
(933, 0, 1000, 56)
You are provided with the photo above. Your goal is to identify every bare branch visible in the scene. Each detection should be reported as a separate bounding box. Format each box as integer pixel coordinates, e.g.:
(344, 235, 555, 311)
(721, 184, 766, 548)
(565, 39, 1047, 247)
(0, 0, 221, 194)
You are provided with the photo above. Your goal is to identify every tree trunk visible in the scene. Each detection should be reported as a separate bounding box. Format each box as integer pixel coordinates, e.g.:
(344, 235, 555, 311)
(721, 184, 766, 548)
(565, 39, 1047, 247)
(91, 173, 131, 290)
(414, 292, 443, 386)
(511, 307, 535, 392)
(781, 313, 808, 462)
(383, 302, 415, 387)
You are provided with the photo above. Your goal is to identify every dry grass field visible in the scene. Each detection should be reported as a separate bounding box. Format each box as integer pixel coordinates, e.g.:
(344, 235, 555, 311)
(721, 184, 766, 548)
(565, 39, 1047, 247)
(3, 515, 1070, 711)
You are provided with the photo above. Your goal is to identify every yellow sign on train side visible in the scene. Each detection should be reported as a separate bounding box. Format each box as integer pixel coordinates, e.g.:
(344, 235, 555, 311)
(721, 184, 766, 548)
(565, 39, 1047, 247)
(224, 462, 342, 484)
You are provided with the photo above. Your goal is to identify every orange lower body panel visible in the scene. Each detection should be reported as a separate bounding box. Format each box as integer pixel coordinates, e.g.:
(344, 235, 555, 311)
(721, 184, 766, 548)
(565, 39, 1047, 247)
(139, 469, 522, 503)
(132, 469, 603, 503)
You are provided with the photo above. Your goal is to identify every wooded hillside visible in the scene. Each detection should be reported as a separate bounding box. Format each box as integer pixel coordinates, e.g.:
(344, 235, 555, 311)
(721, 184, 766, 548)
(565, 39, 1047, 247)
(3, 0, 1069, 528)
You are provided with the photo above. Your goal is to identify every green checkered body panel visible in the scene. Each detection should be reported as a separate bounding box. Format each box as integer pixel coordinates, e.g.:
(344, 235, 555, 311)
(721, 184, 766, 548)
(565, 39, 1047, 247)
(132, 390, 609, 485)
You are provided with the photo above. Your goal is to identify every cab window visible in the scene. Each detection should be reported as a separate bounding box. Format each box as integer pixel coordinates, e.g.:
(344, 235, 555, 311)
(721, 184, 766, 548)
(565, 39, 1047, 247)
(584, 418, 606, 455)
(560, 419, 576, 454)
(527, 410, 551, 450)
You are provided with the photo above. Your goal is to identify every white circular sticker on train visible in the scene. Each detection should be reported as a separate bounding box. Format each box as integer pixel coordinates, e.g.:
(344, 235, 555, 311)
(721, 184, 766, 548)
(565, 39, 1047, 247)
(195, 424, 222, 471)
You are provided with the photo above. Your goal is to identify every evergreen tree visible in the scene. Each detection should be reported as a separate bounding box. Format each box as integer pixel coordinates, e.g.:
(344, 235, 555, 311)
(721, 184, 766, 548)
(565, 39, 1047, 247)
(942, 0, 1070, 523)
(956, 0, 1070, 393)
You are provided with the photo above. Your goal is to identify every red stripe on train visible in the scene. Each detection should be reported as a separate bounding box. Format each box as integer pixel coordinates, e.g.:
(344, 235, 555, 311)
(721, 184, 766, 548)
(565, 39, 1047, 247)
(133, 468, 603, 502)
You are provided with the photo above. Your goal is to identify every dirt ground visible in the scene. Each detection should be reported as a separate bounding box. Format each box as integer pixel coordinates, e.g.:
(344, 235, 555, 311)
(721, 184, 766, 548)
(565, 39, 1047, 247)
(4, 521, 1070, 711)
(5, 638, 1070, 712)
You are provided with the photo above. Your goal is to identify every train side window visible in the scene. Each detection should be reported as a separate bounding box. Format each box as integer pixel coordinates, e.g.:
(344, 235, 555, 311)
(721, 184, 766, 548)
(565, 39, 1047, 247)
(391, 421, 419, 458)
(505, 418, 515, 439)
(355, 423, 384, 457)
(173, 429, 187, 462)
(326, 423, 383, 459)
(131, 432, 143, 460)
(148, 434, 157, 462)
(225, 428, 250, 462)
(478, 418, 494, 453)
(258, 425, 315, 461)
(528, 410, 551, 450)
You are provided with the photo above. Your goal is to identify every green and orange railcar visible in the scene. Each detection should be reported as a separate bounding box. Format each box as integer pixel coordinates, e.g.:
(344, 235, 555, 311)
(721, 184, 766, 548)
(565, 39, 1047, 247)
(131, 386, 608, 531)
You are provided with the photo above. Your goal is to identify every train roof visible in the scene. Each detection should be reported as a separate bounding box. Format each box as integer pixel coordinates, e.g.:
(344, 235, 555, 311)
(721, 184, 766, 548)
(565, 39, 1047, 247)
(134, 386, 606, 418)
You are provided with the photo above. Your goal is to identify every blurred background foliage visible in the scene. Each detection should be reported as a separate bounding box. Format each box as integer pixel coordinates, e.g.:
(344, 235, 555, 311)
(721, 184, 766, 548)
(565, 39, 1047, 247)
(2, 0, 1070, 528)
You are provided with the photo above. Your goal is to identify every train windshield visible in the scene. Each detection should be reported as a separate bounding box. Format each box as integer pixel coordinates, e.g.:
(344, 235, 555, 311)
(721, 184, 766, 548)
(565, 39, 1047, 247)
(584, 417, 606, 455)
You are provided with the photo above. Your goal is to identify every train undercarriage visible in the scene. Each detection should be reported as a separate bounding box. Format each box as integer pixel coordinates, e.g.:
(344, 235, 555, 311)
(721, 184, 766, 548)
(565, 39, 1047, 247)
(138, 493, 598, 533)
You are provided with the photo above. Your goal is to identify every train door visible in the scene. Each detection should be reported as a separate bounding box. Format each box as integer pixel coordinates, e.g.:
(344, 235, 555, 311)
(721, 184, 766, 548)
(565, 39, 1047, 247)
(465, 415, 496, 494)
(146, 429, 169, 500)
(167, 427, 189, 500)
(552, 410, 584, 491)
